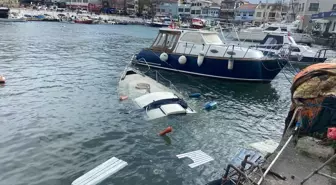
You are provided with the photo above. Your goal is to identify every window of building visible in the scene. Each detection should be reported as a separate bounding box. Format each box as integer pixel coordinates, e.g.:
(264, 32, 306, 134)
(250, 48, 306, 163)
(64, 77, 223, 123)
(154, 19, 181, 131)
(301, 3, 304, 11)
(178, 8, 183, 12)
(161, 9, 165, 12)
(308, 3, 319, 11)
(249, 12, 253, 16)
(332, 4, 336, 10)
(157, 9, 160, 12)
(185, 8, 190, 12)
(243, 12, 246, 16)
(191, 10, 195, 14)
(83, 0, 88, 2)
(269, 12, 275, 18)
(256, 12, 261, 17)
(196, 10, 201, 14)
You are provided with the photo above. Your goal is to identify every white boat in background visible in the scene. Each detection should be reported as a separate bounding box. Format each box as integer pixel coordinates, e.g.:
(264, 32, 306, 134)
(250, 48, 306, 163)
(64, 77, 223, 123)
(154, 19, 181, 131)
(232, 21, 314, 45)
(0, 7, 26, 22)
(118, 67, 196, 120)
(254, 33, 336, 63)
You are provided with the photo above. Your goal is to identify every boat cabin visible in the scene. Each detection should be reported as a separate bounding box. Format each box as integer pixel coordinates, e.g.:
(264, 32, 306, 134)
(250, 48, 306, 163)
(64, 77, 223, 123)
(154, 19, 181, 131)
(150, 28, 264, 59)
(0, 7, 9, 19)
(258, 33, 298, 50)
(151, 28, 223, 52)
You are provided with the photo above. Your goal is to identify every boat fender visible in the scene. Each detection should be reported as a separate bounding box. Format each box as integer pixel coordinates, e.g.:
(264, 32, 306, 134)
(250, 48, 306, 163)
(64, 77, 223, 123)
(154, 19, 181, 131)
(0, 76, 5, 84)
(178, 55, 187, 65)
(228, 59, 234, 70)
(159, 126, 172, 136)
(204, 101, 217, 110)
(119, 95, 128, 101)
(197, 51, 205, 66)
(160, 53, 168, 62)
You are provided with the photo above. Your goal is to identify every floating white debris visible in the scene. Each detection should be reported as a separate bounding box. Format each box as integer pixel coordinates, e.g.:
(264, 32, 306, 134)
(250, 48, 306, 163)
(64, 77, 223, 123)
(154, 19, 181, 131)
(249, 139, 279, 156)
(176, 150, 214, 168)
(72, 157, 127, 185)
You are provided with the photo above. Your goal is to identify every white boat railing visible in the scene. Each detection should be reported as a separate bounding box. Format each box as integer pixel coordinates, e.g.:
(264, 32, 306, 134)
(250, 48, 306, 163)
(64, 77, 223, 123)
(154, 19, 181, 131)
(174, 42, 285, 60)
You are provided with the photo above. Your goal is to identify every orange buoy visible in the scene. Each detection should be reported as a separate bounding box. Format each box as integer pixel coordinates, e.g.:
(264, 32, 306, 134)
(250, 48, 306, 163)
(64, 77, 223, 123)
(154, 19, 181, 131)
(0, 76, 5, 84)
(159, 126, 172, 136)
(119, 95, 128, 101)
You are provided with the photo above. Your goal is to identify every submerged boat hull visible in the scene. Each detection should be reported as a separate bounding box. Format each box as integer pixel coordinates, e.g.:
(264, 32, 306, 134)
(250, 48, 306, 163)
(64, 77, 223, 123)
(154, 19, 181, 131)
(135, 49, 287, 82)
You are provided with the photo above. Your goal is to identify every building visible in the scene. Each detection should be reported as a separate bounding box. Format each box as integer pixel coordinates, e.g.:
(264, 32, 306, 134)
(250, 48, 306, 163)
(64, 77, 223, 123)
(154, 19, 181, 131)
(0, 0, 19, 7)
(220, 0, 247, 21)
(177, 3, 191, 17)
(156, 1, 178, 17)
(201, 3, 220, 18)
(295, 0, 336, 30)
(235, 3, 257, 23)
(253, 2, 288, 25)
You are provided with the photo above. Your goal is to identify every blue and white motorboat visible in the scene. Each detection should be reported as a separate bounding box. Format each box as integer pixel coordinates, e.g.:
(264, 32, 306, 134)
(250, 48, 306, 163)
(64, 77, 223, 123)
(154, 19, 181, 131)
(133, 28, 287, 82)
(254, 33, 336, 64)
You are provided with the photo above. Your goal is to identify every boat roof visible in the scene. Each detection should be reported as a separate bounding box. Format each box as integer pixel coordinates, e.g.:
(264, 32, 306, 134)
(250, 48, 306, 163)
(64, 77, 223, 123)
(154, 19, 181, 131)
(134, 92, 178, 108)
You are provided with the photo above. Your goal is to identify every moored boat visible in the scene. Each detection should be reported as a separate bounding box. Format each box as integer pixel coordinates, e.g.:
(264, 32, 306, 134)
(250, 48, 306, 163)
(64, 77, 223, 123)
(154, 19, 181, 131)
(232, 22, 314, 45)
(118, 67, 196, 120)
(133, 28, 287, 82)
(74, 17, 93, 24)
(254, 33, 336, 63)
(0, 7, 26, 22)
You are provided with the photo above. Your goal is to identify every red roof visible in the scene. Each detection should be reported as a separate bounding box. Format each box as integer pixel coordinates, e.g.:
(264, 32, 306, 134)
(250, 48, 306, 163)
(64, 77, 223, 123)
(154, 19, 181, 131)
(237, 4, 257, 10)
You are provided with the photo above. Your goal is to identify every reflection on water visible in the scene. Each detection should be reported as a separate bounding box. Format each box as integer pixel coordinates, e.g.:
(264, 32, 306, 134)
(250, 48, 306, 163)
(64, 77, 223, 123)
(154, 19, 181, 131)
(0, 22, 295, 185)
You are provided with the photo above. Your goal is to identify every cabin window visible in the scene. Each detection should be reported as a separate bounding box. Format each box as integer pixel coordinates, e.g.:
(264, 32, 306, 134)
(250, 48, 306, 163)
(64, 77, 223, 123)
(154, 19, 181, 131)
(264, 27, 278, 31)
(281, 28, 287, 32)
(153, 33, 167, 47)
(166, 34, 178, 50)
(202, 33, 222, 44)
(264, 38, 278, 45)
(290, 47, 300, 52)
(180, 32, 204, 44)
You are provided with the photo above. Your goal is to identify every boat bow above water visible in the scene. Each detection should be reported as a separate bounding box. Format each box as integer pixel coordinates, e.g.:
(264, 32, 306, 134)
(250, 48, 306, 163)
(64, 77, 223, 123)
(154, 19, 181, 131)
(133, 28, 287, 82)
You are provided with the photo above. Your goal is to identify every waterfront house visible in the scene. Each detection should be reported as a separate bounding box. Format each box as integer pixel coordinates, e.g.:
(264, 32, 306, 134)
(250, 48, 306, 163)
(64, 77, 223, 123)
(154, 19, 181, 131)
(253, 2, 288, 25)
(220, 0, 247, 22)
(235, 3, 257, 23)
(201, 3, 220, 18)
(156, 1, 178, 17)
(178, 3, 191, 17)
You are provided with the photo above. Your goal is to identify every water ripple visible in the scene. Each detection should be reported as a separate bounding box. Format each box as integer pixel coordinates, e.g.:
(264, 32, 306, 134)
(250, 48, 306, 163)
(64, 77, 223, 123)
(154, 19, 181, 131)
(0, 22, 295, 185)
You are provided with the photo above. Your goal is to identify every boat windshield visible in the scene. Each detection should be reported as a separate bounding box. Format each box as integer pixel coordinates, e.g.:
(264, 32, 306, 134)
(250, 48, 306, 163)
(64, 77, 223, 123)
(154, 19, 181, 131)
(202, 33, 223, 44)
(180, 32, 204, 44)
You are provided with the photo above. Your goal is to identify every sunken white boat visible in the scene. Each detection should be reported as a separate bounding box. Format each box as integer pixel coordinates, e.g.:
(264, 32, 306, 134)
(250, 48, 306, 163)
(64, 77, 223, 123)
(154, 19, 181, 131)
(119, 67, 196, 120)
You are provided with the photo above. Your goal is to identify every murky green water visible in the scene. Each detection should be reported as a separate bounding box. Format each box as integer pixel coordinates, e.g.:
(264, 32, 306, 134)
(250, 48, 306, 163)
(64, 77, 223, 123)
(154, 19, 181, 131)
(0, 22, 296, 185)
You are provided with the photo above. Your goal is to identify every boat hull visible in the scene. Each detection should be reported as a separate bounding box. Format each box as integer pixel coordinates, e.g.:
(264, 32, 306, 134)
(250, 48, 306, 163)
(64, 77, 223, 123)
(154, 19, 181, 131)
(74, 20, 93, 24)
(134, 49, 287, 82)
(0, 18, 26, 22)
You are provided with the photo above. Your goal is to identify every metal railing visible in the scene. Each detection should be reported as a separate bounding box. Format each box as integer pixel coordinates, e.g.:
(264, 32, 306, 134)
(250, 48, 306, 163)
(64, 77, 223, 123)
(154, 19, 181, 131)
(174, 42, 283, 59)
